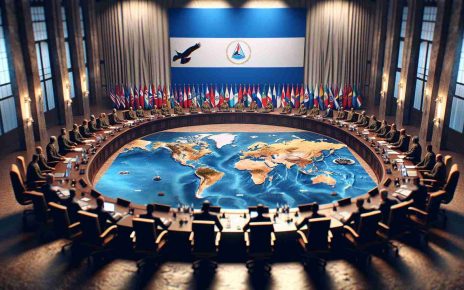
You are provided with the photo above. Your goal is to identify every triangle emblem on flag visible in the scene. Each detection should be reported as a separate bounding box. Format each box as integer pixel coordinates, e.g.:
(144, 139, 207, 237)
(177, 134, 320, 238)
(232, 43, 246, 60)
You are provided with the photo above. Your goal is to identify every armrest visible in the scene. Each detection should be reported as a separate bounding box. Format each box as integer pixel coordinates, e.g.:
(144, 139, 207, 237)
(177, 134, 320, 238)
(421, 178, 438, 184)
(343, 225, 360, 239)
(271, 232, 276, 247)
(296, 230, 308, 244)
(244, 232, 250, 247)
(378, 222, 390, 231)
(215, 232, 221, 247)
(100, 225, 117, 239)
(408, 207, 428, 218)
(189, 232, 194, 245)
(130, 231, 135, 241)
(155, 230, 168, 244)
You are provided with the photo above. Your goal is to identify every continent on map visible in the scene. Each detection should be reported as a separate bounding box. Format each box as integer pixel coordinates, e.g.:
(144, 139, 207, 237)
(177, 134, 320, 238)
(123, 140, 152, 151)
(195, 167, 224, 198)
(207, 133, 236, 149)
(235, 159, 276, 185)
(311, 174, 337, 187)
(152, 141, 211, 167)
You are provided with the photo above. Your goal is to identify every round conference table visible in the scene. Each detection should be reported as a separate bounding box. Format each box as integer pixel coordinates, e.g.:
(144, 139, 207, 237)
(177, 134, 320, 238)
(52, 110, 417, 250)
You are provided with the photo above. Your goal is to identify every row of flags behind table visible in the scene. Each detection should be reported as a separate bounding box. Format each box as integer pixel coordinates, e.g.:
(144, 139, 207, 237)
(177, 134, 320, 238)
(109, 84, 363, 111)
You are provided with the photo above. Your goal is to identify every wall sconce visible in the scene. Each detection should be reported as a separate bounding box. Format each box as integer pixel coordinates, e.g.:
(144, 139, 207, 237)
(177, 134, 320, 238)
(397, 99, 402, 104)
(66, 99, 73, 106)
(24, 97, 32, 104)
(433, 117, 440, 125)
(65, 81, 70, 89)
(83, 90, 89, 97)
(26, 117, 34, 125)
(435, 96, 443, 103)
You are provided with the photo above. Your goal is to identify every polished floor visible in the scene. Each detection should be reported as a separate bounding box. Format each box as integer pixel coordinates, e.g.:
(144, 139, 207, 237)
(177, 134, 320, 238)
(0, 109, 463, 290)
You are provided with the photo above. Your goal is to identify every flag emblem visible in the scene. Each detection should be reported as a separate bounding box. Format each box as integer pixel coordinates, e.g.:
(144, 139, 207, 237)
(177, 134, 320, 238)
(226, 41, 251, 65)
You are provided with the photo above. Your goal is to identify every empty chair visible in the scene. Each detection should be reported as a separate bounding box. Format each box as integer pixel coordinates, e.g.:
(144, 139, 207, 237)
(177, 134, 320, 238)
(342, 210, 382, 264)
(297, 217, 331, 270)
(116, 197, 131, 208)
(248, 205, 270, 214)
(209, 206, 221, 213)
(376, 200, 413, 256)
(153, 203, 171, 212)
(77, 210, 118, 262)
(24, 191, 49, 225)
(444, 155, 453, 178)
(16, 156, 27, 182)
(245, 221, 275, 273)
(48, 202, 82, 252)
(297, 203, 315, 213)
(10, 164, 33, 223)
(131, 217, 168, 271)
(440, 164, 460, 205)
(408, 190, 447, 243)
(190, 220, 221, 272)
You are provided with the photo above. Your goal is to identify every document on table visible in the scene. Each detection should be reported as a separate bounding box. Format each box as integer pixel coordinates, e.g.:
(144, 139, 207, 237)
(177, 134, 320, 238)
(405, 165, 416, 169)
(73, 148, 83, 152)
(54, 172, 65, 178)
(407, 170, 418, 177)
(83, 140, 95, 144)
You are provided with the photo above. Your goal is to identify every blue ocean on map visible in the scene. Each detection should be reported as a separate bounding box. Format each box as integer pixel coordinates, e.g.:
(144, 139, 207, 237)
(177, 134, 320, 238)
(95, 132, 377, 209)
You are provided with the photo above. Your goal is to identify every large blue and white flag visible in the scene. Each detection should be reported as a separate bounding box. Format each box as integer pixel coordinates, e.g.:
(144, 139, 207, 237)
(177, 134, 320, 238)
(169, 8, 305, 84)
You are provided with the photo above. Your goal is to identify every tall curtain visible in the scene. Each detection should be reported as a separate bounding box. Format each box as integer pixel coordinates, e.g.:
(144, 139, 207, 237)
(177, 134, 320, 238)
(97, 0, 171, 87)
(304, 0, 375, 87)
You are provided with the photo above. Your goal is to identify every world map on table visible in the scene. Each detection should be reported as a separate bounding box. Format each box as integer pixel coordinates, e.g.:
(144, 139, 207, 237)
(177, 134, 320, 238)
(95, 132, 377, 209)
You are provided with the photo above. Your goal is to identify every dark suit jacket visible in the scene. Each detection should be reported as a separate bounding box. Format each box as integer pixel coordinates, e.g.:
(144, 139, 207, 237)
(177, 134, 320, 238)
(88, 121, 100, 132)
(346, 112, 357, 122)
(377, 126, 390, 138)
(391, 135, 409, 152)
(46, 143, 62, 162)
(62, 199, 82, 224)
(423, 161, 447, 187)
(344, 207, 371, 231)
(378, 198, 398, 223)
(38, 153, 53, 171)
(40, 183, 60, 204)
(405, 143, 422, 164)
(323, 108, 333, 118)
(139, 213, 170, 230)
(136, 109, 145, 118)
(96, 118, 109, 129)
(108, 113, 122, 125)
(404, 184, 428, 210)
(368, 120, 380, 131)
(88, 207, 117, 231)
(58, 134, 74, 155)
(386, 129, 400, 143)
(124, 110, 137, 120)
(69, 129, 85, 144)
(243, 215, 272, 232)
(296, 212, 326, 230)
(193, 211, 223, 231)
(27, 162, 45, 187)
(416, 152, 436, 171)
(79, 125, 93, 138)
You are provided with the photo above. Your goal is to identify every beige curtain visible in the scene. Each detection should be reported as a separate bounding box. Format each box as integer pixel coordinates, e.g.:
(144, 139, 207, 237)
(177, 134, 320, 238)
(97, 0, 171, 87)
(304, 0, 375, 87)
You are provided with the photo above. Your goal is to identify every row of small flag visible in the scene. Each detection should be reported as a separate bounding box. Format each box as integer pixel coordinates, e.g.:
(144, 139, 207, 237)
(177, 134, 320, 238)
(108, 83, 363, 111)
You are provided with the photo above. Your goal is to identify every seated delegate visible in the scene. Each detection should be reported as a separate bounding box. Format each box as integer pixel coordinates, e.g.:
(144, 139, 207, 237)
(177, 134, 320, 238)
(193, 200, 223, 231)
(243, 204, 271, 232)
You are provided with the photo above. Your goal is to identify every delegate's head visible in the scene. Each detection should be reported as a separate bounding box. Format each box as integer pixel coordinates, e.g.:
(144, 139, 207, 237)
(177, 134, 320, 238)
(49, 136, 57, 143)
(45, 173, 54, 184)
(380, 189, 389, 201)
(82, 120, 88, 126)
(312, 203, 320, 214)
(129, 107, 133, 111)
(60, 128, 67, 135)
(371, 115, 376, 120)
(361, 111, 366, 115)
(73, 124, 79, 130)
(436, 154, 443, 162)
(256, 204, 266, 216)
(426, 144, 433, 152)
(300, 104, 304, 108)
(35, 146, 43, 154)
(391, 123, 397, 130)
(138, 106, 142, 110)
(412, 136, 419, 144)
(146, 204, 154, 214)
(96, 196, 105, 208)
(351, 108, 354, 112)
(356, 198, 364, 209)
(201, 200, 211, 213)
(100, 113, 105, 118)
(90, 115, 96, 121)
(31, 154, 39, 162)
(112, 108, 117, 113)
(400, 129, 406, 135)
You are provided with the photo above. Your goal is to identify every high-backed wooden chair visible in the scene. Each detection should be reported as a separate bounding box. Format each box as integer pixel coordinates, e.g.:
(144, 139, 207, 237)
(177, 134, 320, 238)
(444, 155, 453, 178)
(190, 220, 221, 272)
(245, 222, 275, 273)
(440, 164, 460, 205)
(48, 202, 81, 252)
(131, 218, 168, 271)
(297, 217, 331, 270)
(24, 191, 49, 225)
(10, 164, 34, 223)
(77, 211, 117, 262)
(16, 156, 27, 183)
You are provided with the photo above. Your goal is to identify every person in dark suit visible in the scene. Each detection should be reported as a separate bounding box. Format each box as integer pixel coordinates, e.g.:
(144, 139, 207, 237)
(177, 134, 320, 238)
(79, 120, 94, 138)
(385, 124, 400, 143)
(139, 204, 171, 231)
(422, 154, 447, 189)
(124, 107, 137, 120)
(367, 115, 380, 131)
(108, 108, 123, 125)
(398, 178, 428, 210)
(40, 174, 60, 204)
(243, 204, 271, 232)
(343, 198, 371, 230)
(355, 111, 367, 126)
(193, 200, 223, 231)
(376, 120, 389, 137)
(88, 197, 118, 231)
(346, 108, 357, 122)
(296, 203, 326, 230)
(62, 189, 82, 224)
(416, 144, 436, 171)
(88, 115, 101, 133)
(323, 105, 333, 118)
(46, 136, 65, 163)
(136, 106, 145, 118)
(391, 129, 409, 152)
(35, 146, 55, 171)
(96, 113, 109, 129)
(335, 108, 346, 120)
(26, 154, 47, 188)
(69, 124, 85, 144)
(58, 128, 76, 155)
(404, 136, 422, 164)
(377, 189, 398, 223)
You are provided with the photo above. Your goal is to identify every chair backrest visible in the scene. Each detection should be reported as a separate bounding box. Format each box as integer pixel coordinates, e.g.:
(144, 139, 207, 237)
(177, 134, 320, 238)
(248, 206, 270, 214)
(78, 210, 102, 245)
(444, 155, 453, 178)
(386, 200, 413, 235)
(49, 202, 72, 237)
(368, 187, 379, 197)
(248, 222, 274, 253)
(306, 217, 331, 251)
(297, 203, 315, 213)
(10, 164, 29, 205)
(353, 112, 360, 122)
(426, 191, 446, 222)
(192, 220, 216, 252)
(443, 164, 460, 204)
(337, 197, 352, 206)
(209, 206, 221, 213)
(132, 218, 157, 251)
(116, 197, 131, 208)
(154, 203, 171, 212)
(90, 189, 102, 198)
(25, 191, 48, 223)
(357, 210, 381, 243)
(16, 156, 27, 182)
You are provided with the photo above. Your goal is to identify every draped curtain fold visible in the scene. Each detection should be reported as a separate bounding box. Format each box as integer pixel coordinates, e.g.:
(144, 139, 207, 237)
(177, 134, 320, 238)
(97, 0, 375, 90)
